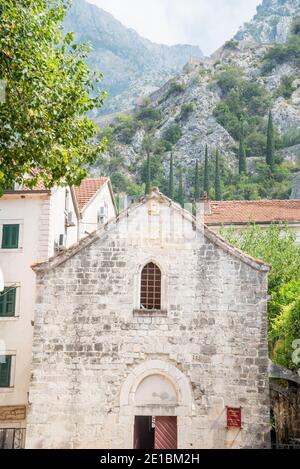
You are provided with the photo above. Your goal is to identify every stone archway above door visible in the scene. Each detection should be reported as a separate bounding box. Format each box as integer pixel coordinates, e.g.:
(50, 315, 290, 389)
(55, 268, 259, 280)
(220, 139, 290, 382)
(119, 360, 194, 414)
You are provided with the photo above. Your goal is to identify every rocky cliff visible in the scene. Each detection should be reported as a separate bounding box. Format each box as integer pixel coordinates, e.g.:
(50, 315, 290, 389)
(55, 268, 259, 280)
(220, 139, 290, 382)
(64, 0, 203, 114)
(235, 0, 300, 44)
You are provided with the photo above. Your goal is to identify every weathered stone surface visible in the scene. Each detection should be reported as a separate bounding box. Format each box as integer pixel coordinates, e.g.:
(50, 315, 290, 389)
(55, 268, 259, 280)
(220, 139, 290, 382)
(26, 192, 270, 449)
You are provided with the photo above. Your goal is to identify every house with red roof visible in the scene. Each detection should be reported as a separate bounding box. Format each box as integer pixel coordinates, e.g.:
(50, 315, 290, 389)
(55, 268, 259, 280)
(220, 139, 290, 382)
(0, 177, 116, 446)
(203, 198, 300, 243)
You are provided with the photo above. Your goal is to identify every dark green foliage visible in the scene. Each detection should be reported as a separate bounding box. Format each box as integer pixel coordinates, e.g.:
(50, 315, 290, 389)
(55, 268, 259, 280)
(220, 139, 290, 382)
(214, 150, 222, 201)
(238, 122, 247, 175)
(292, 16, 300, 36)
(145, 151, 151, 195)
(276, 75, 294, 99)
(168, 153, 174, 199)
(266, 111, 275, 170)
(194, 160, 200, 200)
(164, 123, 182, 145)
(224, 40, 239, 50)
(113, 115, 138, 144)
(262, 34, 300, 72)
(177, 103, 194, 121)
(177, 168, 184, 207)
(135, 100, 161, 129)
(166, 81, 186, 99)
(213, 66, 271, 157)
(204, 145, 209, 196)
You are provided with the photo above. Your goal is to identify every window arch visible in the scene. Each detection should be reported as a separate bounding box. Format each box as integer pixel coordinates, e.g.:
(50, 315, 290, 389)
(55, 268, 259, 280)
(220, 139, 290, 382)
(140, 262, 161, 310)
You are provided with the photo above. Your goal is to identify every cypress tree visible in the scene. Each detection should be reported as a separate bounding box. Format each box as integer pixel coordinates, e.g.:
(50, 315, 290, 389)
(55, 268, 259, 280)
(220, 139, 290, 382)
(178, 168, 184, 207)
(168, 152, 174, 199)
(145, 149, 151, 195)
(215, 150, 222, 201)
(266, 110, 275, 170)
(194, 160, 200, 201)
(204, 145, 209, 196)
(238, 122, 247, 175)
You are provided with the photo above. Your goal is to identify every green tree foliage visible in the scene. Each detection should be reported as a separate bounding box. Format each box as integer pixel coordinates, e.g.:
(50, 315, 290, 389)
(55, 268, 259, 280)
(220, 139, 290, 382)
(194, 160, 200, 200)
(177, 103, 194, 121)
(168, 152, 174, 199)
(214, 150, 222, 201)
(204, 145, 209, 196)
(177, 168, 184, 207)
(135, 99, 161, 130)
(266, 111, 275, 170)
(262, 34, 300, 72)
(221, 224, 300, 369)
(276, 75, 294, 99)
(113, 114, 138, 144)
(164, 123, 182, 145)
(238, 122, 247, 175)
(213, 66, 271, 156)
(0, 0, 106, 191)
(143, 136, 152, 194)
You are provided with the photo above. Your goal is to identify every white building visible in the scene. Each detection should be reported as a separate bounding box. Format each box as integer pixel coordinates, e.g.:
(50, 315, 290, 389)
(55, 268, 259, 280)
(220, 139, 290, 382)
(0, 177, 116, 448)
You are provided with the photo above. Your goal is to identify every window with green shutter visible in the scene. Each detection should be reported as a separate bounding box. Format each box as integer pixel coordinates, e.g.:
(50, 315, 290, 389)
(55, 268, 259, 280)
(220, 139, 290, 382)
(0, 288, 16, 317)
(0, 356, 12, 387)
(1, 224, 19, 249)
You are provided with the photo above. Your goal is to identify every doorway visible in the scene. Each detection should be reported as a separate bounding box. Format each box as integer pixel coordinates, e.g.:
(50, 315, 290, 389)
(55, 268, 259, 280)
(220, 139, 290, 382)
(134, 416, 177, 449)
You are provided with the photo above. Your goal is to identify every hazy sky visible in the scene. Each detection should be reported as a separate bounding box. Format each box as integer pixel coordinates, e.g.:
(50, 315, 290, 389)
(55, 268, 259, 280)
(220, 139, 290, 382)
(88, 0, 262, 55)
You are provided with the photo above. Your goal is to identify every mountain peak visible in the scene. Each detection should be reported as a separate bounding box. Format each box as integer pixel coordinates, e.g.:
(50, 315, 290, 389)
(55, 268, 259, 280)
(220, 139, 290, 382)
(235, 0, 300, 44)
(64, 0, 203, 115)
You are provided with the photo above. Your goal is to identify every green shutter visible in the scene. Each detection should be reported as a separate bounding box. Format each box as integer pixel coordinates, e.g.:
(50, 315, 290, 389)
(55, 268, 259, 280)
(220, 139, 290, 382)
(2, 224, 19, 249)
(0, 356, 12, 387)
(0, 288, 16, 317)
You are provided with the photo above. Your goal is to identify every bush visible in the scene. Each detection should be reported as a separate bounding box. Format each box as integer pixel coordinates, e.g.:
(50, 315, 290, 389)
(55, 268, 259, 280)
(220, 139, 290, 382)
(166, 81, 186, 99)
(135, 100, 161, 129)
(214, 66, 243, 96)
(262, 34, 300, 71)
(164, 123, 182, 144)
(113, 115, 138, 144)
(276, 75, 294, 99)
(177, 103, 194, 121)
(279, 128, 300, 148)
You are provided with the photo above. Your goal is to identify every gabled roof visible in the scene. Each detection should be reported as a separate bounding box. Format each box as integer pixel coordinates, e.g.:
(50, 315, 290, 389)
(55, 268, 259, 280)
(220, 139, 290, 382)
(205, 200, 300, 225)
(74, 177, 109, 211)
(32, 188, 270, 274)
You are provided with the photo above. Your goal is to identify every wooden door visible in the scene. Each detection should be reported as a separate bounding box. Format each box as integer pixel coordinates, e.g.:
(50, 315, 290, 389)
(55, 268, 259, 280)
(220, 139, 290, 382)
(154, 416, 177, 449)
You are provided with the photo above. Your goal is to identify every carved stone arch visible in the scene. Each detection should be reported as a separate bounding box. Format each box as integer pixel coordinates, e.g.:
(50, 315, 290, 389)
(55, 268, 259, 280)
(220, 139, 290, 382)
(120, 360, 194, 411)
(133, 258, 168, 311)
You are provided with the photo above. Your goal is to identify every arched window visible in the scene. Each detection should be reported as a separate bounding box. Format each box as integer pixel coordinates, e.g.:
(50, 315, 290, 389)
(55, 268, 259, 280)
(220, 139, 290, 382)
(140, 262, 161, 310)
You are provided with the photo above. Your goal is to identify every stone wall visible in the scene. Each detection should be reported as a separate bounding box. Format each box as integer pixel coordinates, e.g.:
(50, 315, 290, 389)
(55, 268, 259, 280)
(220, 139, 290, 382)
(26, 195, 270, 449)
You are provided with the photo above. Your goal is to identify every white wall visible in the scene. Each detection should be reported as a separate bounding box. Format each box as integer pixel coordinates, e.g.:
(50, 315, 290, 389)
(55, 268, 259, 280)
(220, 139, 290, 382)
(0, 193, 50, 410)
(79, 183, 116, 239)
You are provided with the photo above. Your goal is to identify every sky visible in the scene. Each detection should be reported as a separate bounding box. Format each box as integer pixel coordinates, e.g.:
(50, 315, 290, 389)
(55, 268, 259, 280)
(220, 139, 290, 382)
(88, 0, 262, 55)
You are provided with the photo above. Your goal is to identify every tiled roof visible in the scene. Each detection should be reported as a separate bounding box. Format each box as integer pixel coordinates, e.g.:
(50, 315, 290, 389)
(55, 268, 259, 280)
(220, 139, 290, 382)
(204, 200, 300, 225)
(74, 177, 108, 211)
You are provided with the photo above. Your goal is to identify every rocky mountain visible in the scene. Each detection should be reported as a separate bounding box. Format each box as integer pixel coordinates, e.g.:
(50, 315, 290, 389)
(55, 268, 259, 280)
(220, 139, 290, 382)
(235, 0, 300, 44)
(64, 0, 203, 114)
(95, 0, 300, 200)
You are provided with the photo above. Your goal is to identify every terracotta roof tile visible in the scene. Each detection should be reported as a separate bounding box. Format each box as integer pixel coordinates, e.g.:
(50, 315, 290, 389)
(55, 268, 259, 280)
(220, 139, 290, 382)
(74, 177, 108, 211)
(204, 200, 300, 225)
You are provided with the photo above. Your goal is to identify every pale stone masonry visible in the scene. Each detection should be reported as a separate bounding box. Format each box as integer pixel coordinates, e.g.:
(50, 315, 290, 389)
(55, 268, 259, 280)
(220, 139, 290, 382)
(26, 189, 271, 449)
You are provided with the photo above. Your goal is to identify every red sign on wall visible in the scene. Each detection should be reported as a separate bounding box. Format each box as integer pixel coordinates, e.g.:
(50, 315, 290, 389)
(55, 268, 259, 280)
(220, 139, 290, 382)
(226, 407, 242, 429)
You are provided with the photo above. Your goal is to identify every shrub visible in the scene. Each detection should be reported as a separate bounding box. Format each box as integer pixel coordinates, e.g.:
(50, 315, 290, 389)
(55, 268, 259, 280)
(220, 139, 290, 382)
(276, 75, 294, 99)
(164, 123, 182, 144)
(113, 115, 138, 144)
(177, 103, 194, 121)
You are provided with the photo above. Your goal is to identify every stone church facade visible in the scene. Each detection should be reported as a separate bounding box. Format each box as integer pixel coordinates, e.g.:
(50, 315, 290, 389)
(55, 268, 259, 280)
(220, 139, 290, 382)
(26, 189, 271, 449)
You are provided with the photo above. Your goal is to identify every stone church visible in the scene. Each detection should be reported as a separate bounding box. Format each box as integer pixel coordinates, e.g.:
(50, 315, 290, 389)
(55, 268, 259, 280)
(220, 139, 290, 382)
(26, 189, 271, 449)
